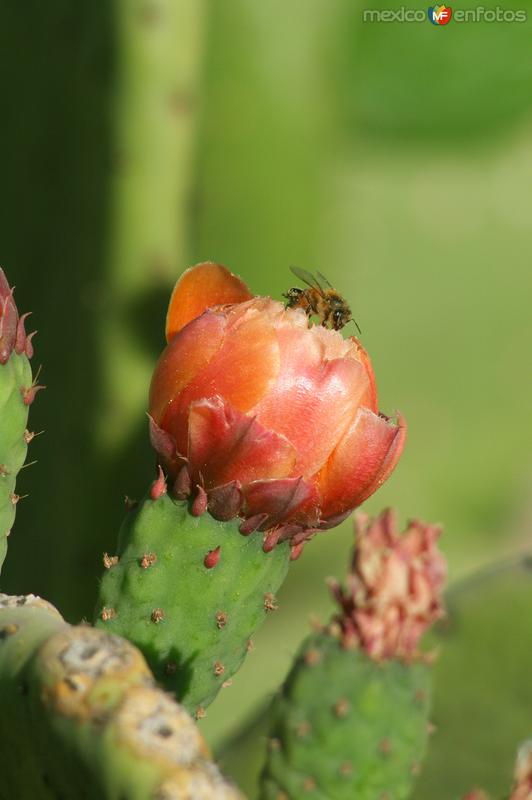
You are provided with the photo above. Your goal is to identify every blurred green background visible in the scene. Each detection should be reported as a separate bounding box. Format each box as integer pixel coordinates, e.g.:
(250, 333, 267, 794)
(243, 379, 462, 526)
(1, 0, 532, 796)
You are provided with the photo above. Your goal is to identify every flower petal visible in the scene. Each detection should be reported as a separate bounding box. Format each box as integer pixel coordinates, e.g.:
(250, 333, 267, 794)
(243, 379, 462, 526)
(162, 301, 281, 453)
(165, 262, 253, 341)
(319, 408, 406, 519)
(149, 311, 226, 423)
(242, 476, 318, 527)
(349, 336, 378, 412)
(253, 325, 369, 478)
(187, 396, 296, 488)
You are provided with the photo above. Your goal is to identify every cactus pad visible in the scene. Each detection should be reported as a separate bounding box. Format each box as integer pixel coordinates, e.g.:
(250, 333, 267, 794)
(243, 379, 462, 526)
(0, 593, 243, 800)
(95, 490, 290, 714)
(260, 631, 432, 800)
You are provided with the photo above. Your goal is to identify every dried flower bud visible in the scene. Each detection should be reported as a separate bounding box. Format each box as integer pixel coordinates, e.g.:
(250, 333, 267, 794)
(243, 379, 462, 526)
(330, 509, 447, 660)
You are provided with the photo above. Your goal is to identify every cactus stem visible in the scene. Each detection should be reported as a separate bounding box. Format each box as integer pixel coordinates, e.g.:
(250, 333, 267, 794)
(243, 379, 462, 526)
(151, 608, 165, 624)
(204, 546, 221, 569)
(150, 466, 167, 500)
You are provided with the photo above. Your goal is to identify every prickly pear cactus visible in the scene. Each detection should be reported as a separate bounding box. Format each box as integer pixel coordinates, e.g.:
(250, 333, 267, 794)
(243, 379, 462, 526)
(260, 510, 447, 800)
(0, 269, 39, 575)
(95, 484, 290, 715)
(0, 593, 244, 800)
(260, 631, 432, 800)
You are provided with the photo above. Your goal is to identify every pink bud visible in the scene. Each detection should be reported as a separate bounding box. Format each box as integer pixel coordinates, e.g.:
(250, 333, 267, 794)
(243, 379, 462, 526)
(150, 466, 167, 500)
(204, 546, 221, 569)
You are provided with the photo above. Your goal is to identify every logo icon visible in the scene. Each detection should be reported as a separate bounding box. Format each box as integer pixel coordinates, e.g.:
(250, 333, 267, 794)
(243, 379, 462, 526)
(428, 4, 452, 24)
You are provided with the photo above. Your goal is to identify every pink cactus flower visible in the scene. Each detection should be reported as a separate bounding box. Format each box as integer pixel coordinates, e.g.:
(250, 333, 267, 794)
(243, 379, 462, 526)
(329, 509, 446, 660)
(149, 263, 406, 551)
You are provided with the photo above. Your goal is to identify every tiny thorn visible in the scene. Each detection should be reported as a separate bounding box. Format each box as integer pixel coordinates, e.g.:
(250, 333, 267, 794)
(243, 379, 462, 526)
(213, 661, 225, 677)
(124, 495, 139, 511)
(191, 484, 208, 516)
(246, 638, 254, 652)
(304, 649, 321, 667)
(222, 679, 233, 689)
(333, 698, 350, 718)
(164, 661, 177, 676)
(339, 761, 353, 777)
(379, 738, 392, 757)
(23, 430, 35, 444)
(264, 593, 278, 612)
(150, 465, 167, 500)
(290, 542, 305, 560)
(20, 460, 37, 471)
(204, 546, 221, 569)
(411, 762, 421, 777)
(140, 552, 157, 569)
(215, 611, 227, 629)
(195, 706, 206, 720)
(427, 721, 437, 736)
(0, 623, 19, 639)
(296, 721, 311, 738)
(269, 738, 281, 751)
(21, 383, 45, 406)
(151, 608, 165, 623)
(414, 688, 427, 705)
(100, 607, 116, 622)
(0, 464, 8, 477)
(103, 553, 119, 569)
(302, 777, 316, 792)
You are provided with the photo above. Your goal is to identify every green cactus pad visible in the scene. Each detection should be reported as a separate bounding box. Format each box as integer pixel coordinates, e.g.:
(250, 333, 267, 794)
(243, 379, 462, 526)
(0, 593, 244, 800)
(95, 492, 290, 714)
(0, 351, 32, 575)
(260, 631, 432, 800)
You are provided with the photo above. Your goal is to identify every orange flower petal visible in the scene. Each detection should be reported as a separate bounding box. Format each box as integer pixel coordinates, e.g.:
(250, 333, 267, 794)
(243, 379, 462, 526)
(350, 336, 378, 412)
(253, 325, 369, 478)
(319, 409, 406, 519)
(187, 396, 296, 488)
(149, 311, 226, 423)
(165, 262, 253, 342)
(161, 300, 281, 454)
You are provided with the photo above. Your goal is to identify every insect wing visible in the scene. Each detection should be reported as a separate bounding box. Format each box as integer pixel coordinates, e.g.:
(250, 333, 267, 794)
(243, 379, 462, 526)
(289, 266, 325, 294)
(315, 270, 334, 290)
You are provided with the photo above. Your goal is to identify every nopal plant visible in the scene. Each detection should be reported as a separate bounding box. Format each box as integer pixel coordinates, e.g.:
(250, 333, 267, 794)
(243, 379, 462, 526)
(0, 263, 529, 799)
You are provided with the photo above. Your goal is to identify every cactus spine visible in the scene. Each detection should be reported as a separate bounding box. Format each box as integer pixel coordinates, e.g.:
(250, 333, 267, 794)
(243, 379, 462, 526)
(95, 485, 290, 715)
(0, 269, 38, 576)
(0, 593, 243, 800)
(260, 510, 446, 800)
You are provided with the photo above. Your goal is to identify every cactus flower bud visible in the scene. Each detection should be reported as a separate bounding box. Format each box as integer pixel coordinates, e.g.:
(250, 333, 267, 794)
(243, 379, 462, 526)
(149, 263, 406, 547)
(329, 509, 446, 660)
